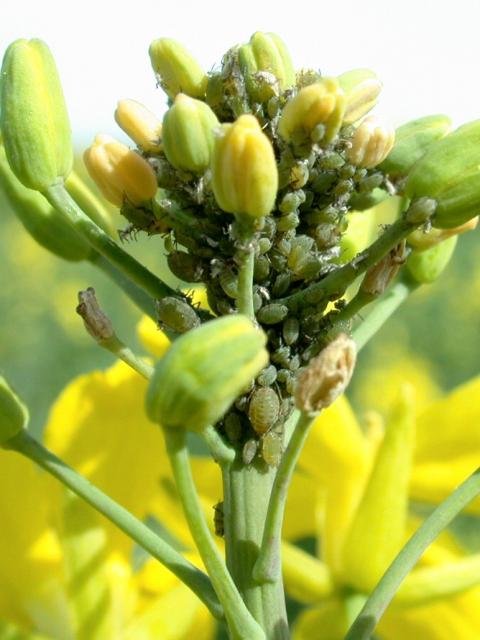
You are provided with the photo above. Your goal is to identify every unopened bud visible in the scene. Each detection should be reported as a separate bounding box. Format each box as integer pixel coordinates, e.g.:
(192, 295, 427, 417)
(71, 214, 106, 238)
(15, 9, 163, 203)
(408, 217, 478, 251)
(278, 78, 346, 145)
(149, 38, 207, 99)
(347, 116, 395, 169)
(84, 134, 158, 207)
(0, 377, 29, 446)
(76, 288, 114, 342)
(115, 99, 163, 153)
(211, 114, 278, 218)
(295, 334, 356, 413)
(162, 94, 219, 173)
(338, 68, 382, 125)
(361, 242, 407, 296)
(406, 236, 457, 284)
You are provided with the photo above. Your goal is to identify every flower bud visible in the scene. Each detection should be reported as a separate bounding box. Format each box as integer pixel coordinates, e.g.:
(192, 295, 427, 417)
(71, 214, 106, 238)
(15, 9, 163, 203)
(238, 32, 295, 100)
(408, 217, 478, 251)
(405, 120, 480, 228)
(162, 94, 219, 172)
(149, 38, 207, 99)
(115, 99, 163, 153)
(0, 376, 29, 446)
(278, 78, 346, 145)
(379, 114, 451, 179)
(295, 334, 356, 414)
(211, 114, 278, 218)
(146, 315, 269, 432)
(347, 116, 395, 169)
(338, 69, 382, 125)
(0, 38, 73, 191)
(406, 236, 457, 284)
(84, 134, 158, 207)
(0, 144, 92, 261)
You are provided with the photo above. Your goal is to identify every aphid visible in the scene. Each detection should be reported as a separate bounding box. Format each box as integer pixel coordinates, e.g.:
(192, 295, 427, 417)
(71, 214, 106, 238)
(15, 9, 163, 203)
(282, 317, 300, 345)
(257, 364, 278, 387)
(156, 297, 200, 333)
(219, 268, 239, 299)
(257, 237, 272, 255)
(213, 501, 224, 537)
(261, 430, 284, 466)
(272, 345, 291, 368)
(167, 251, 204, 283)
(257, 304, 289, 325)
(253, 255, 271, 282)
(277, 212, 300, 231)
(242, 438, 259, 464)
(248, 387, 280, 435)
(272, 272, 292, 297)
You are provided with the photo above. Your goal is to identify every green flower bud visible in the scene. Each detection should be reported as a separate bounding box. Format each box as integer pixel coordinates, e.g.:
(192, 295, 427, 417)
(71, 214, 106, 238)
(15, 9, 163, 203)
(406, 236, 457, 283)
(0, 39, 73, 191)
(405, 120, 480, 228)
(0, 145, 92, 261)
(211, 114, 278, 218)
(162, 94, 219, 173)
(0, 377, 29, 446)
(347, 116, 395, 169)
(278, 78, 346, 145)
(238, 32, 295, 100)
(338, 68, 382, 125)
(379, 114, 451, 179)
(149, 38, 207, 99)
(146, 315, 269, 432)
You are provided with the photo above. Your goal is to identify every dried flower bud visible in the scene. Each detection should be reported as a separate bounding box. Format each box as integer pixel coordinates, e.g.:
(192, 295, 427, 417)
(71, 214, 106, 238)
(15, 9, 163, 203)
(115, 99, 163, 153)
(361, 242, 407, 296)
(408, 217, 478, 251)
(146, 315, 269, 432)
(162, 94, 219, 173)
(76, 288, 114, 342)
(278, 78, 346, 145)
(295, 334, 356, 413)
(84, 134, 157, 207)
(149, 38, 207, 99)
(338, 68, 382, 125)
(406, 236, 457, 284)
(347, 116, 395, 169)
(0, 38, 73, 191)
(211, 114, 278, 218)
(0, 376, 29, 446)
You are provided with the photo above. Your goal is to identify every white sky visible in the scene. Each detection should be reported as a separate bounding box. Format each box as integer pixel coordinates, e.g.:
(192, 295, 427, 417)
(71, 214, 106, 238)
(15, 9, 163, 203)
(2, 0, 480, 149)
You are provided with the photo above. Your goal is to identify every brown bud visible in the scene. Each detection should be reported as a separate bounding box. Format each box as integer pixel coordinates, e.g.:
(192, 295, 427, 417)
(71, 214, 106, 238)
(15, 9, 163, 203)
(295, 334, 356, 413)
(76, 287, 114, 342)
(361, 241, 407, 296)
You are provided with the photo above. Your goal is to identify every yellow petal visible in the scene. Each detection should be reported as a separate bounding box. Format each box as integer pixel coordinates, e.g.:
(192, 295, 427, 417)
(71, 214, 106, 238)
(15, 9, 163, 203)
(292, 599, 348, 640)
(137, 316, 171, 358)
(282, 542, 333, 604)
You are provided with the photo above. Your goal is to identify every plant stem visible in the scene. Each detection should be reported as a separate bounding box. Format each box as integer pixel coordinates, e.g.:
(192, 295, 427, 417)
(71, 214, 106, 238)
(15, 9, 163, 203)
(236, 244, 255, 320)
(6, 430, 223, 620)
(101, 335, 154, 379)
(45, 182, 176, 301)
(278, 217, 416, 311)
(164, 429, 265, 640)
(223, 458, 289, 640)
(344, 467, 480, 640)
(253, 412, 314, 583)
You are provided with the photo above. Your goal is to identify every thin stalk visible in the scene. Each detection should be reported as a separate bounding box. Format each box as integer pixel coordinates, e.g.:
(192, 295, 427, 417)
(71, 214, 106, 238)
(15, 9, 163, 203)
(202, 424, 236, 466)
(345, 468, 480, 640)
(164, 429, 265, 640)
(101, 335, 154, 379)
(45, 183, 176, 301)
(237, 246, 255, 320)
(6, 431, 223, 620)
(253, 412, 314, 583)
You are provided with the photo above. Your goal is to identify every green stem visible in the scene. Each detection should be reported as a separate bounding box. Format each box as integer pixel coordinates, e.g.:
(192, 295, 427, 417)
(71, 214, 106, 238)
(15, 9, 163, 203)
(164, 429, 265, 640)
(237, 245, 255, 320)
(223, 459, 289, 640)
(45, 183, 176, 301)
(101, 335, 154, 379)
(6, 431, 223, 620)
(278, 217, 415, 311)
(253, 412, 314, 583)
(89, 253, 156, 320)
(202, 424, 236, 466)
(344, 467, 480, 640)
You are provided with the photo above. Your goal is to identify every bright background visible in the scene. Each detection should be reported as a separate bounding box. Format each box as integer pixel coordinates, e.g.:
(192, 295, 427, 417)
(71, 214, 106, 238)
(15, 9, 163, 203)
(1, 0, 480, 432)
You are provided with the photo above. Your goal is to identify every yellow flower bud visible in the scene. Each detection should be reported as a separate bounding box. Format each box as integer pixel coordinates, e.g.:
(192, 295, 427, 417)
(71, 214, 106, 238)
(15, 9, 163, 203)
(146, 315, 269, 432)
(338, 69, 382, 125)
(278, 78, 346, 145)
(408, 216, 478, 250)
(0, 376, 29, 447)
(149, 38, 207, 99)
(83, 134, 158, 207)
(162, 94, 219, 172)
(0, 38, 73, 191)
(347, 116, 395, 169)
(211, 114, 278, 218)
(115, 99, 162, 153)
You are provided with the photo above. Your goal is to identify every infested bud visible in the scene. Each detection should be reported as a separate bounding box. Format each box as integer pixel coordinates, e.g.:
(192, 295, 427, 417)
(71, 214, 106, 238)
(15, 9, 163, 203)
(0, 376, 29, 446)
(361, 242, 407, 296)
(76, 288, 114, 342)
(146, 315, 269, 432)
(0, 38, 73, 191)
(338, 68, 382, 125)
(248, 387, 280, 435)
(162, 94, 219, 173)
(406, 236, 457, 284)
(83, 134, 158, 207)
(278, 78, 346, 145)
(211, 114, 278, 218)
(347, 116, 395, 169)
(149, 38, 207, 99)
(295, 334, 356, 414)
(115, 99, 163, 153)
(408, 217, 478, 251)
(156, 296, 200, 333)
